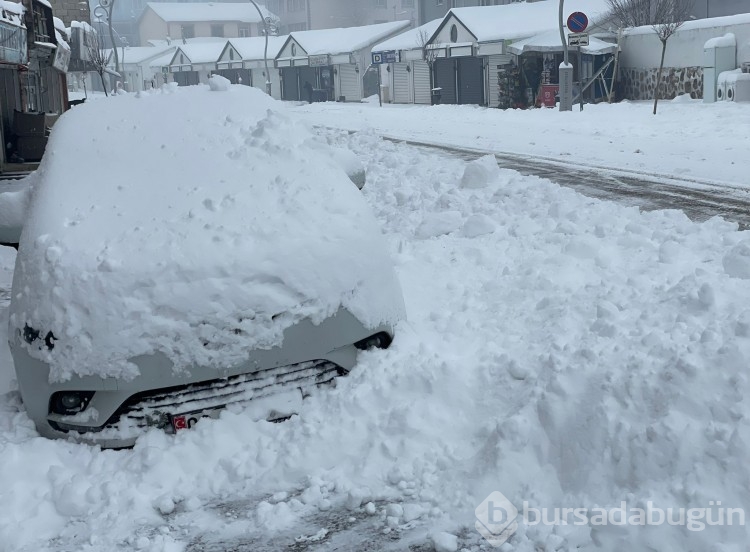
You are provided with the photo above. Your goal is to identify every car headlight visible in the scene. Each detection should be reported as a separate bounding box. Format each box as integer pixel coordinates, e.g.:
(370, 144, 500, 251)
(354, 332, 392, 350)
(50, 391, 95, 415)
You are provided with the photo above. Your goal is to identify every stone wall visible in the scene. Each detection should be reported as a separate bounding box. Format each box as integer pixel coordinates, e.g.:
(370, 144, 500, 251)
(48, 0, 91, 27)
(619, 66, 703, 100)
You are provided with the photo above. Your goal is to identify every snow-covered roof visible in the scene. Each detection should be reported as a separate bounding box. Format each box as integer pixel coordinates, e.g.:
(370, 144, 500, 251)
(55, 29, 69, 51)
(287, 20, 411, 56)
(372, 19, 442, 53)
(508, 28, 617, 55)
(443, 0, 613, 43)
(624, 12, 750, 36)
(149, 36, 225, 46)
(145, 2, 277, 24)
(704, 32, 737, 49)
(148, 49, 174, 68)
(0, 0, 24, 27)
(71, 20, 95, 32)
(171, 42, 226, 65)
(226, 35, 287, 60)
(105, 45, 176, 65)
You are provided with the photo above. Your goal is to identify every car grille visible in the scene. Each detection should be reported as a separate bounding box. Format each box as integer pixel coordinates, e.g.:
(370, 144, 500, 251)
(51, 359, 345, 435)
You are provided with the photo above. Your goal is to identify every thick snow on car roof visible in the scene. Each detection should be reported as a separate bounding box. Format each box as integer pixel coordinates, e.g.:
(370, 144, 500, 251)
(10, 83, 404, 382)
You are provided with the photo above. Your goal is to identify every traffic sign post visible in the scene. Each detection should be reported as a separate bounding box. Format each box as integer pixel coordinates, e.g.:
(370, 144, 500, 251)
(567, 11, 588, 33)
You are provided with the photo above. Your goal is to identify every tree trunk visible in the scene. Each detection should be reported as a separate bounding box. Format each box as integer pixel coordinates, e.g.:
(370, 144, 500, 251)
(653, 38, 667, 115)
(99, 72, 109, 97)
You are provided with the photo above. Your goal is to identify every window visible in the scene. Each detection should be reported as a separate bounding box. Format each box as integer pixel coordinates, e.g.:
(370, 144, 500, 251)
(375, 0, 387, 8)
(436, 0, 444, 5)
(238, 26, 250, 37)
(450, 24, 457, 42)
(210, 24, 224, 37)
(229, 49, 234, 60)
(287, 22, 307, 32)
(181, 24, 195, 39)
(402, 0, 414, 7)
(33, 5, 50, 42)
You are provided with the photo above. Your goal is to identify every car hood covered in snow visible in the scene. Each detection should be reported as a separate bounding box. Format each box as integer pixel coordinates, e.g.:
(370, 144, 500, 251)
(9, 83, 404, 382)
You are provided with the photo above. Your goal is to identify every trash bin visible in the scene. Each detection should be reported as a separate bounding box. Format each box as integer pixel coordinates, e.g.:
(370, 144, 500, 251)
(431, 87, 442, 105)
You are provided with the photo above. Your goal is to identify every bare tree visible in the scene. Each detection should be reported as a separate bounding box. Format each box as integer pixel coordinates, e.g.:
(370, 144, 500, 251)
(86, 28, 110, 96)
(416, 28, 437, 67)
(607, 0, 694, 114)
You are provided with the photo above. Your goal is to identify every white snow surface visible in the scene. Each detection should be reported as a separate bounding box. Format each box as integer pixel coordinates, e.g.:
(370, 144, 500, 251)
(508, 28, 618, 55)
(704, 32, 737, 49)
(8, 86, 403, 382)
(447, 0, 612, 42)
(372, 18, 443, 53)
(2, 95, 750, 551)
(287, 21, 411, 56)
(226, 35, 288, 61)
(172, 42, 227, 65)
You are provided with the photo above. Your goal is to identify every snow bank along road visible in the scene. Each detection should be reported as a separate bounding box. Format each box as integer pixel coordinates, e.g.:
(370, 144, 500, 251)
(389, 137, 750, 230)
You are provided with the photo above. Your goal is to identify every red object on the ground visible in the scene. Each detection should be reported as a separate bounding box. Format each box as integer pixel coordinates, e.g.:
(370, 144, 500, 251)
(540, 84, 558, 108)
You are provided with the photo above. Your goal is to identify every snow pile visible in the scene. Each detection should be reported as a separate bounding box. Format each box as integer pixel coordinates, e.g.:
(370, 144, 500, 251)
(1, 106, 750, 551)
(9, 86, 403, 382)
(207, 74, 230, 91)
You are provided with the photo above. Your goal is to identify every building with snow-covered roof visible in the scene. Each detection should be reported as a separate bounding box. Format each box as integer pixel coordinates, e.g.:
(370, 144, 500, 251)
(166, 40, 226, 86)
(423, 0, 613, 107)
(138, 2, 278, 47)
(372, 18, 442, 105)
(102, 44, 176, 91)
(275, 20, 410, 102)
(215, 35, 286, 98)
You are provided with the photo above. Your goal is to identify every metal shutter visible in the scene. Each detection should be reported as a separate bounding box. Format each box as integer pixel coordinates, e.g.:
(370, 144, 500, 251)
(457, 57, 484, 105)
(433, 58, 457, 104)
(338, 64, 361, 102)
(487, 55, 512, 109)
(393, 62, 411, 103)
(281, 68, 299, 101)
(413, 61, 431, 105)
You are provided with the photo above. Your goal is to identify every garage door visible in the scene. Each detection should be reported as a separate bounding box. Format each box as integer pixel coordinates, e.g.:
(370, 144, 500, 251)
(413, 61, 431, 105)
(432, 58, 456, 104)
(457, 57, 484, 105)
(281, 68, 299, 101)
(338, 64, 361, 102)
(393, 63, 411, 103)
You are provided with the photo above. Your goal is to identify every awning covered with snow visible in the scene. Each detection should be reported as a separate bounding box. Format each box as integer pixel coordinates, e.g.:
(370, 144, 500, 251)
(508, 28, 617, 56)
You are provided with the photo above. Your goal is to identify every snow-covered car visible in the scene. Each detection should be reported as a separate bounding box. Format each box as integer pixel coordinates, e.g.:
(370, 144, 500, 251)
(8, 82, 405, 448)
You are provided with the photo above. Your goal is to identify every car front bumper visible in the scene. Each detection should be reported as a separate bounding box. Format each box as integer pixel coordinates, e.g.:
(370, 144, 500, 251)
(11, 308, 393, 448)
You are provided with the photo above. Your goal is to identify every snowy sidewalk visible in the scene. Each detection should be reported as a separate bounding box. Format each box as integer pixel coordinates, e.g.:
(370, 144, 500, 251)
(292, 96, 750, 189)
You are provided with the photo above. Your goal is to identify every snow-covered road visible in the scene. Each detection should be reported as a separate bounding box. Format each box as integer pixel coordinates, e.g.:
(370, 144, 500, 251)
(2, 95, 750, 552)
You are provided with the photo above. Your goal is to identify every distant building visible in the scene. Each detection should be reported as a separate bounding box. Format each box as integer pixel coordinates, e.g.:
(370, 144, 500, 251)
(47, 0, 90, 27)
(261, 0, 419, 33)
(692, 0, 749, 20)
(138, 2, 278, 47)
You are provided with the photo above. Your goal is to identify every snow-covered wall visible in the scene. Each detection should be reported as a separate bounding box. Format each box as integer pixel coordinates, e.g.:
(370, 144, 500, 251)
(619, 13, 750, 69)
(618, 13, 750, 100)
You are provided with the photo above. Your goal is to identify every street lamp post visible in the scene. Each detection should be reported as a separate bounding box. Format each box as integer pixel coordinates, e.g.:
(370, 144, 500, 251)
(246, 0, 273, 96)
